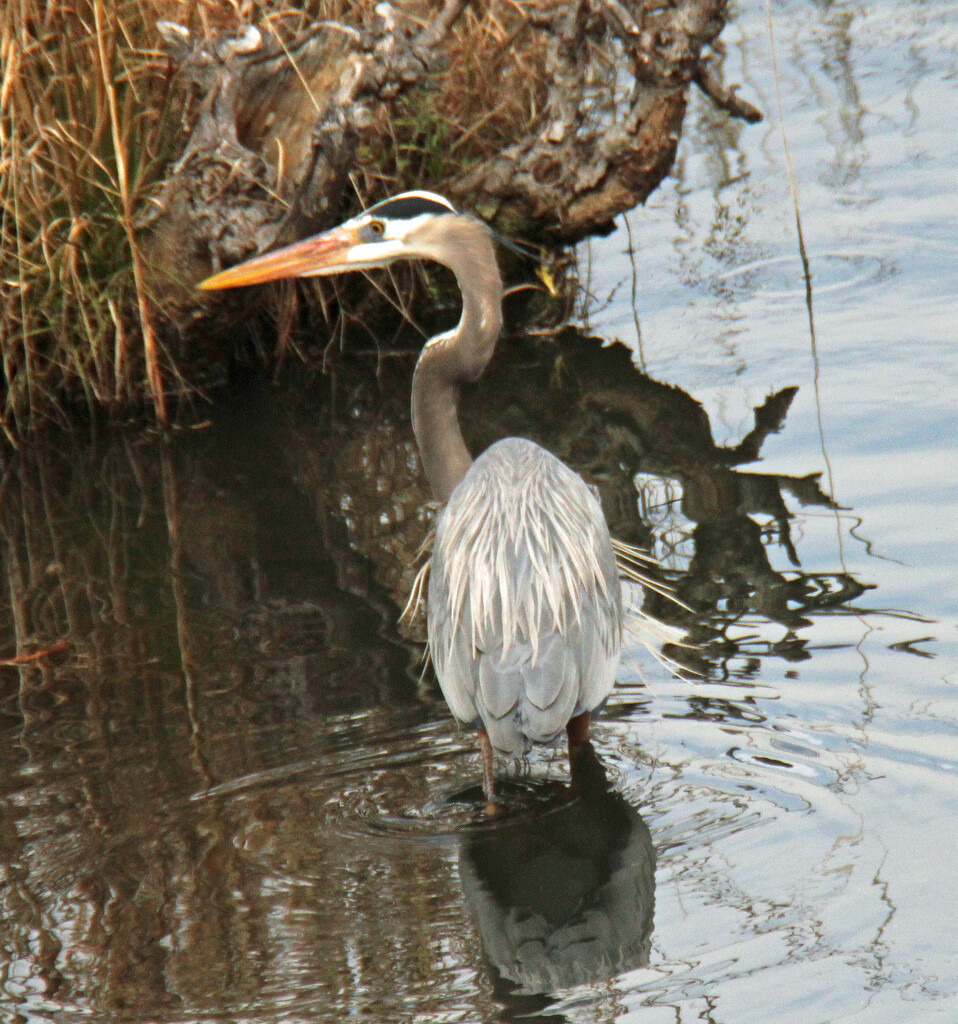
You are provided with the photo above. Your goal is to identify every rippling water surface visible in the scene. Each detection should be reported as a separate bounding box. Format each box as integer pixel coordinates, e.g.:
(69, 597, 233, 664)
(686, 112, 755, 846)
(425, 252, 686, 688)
(2, 1, 956, 1022)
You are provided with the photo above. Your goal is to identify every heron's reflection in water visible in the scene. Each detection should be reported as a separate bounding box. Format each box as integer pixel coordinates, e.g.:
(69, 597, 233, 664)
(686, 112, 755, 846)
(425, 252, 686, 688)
(457, 742, 654, 1005)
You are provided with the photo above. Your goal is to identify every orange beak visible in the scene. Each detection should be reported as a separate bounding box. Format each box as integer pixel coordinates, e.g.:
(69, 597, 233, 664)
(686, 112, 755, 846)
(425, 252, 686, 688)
(197, 226, 361, 290)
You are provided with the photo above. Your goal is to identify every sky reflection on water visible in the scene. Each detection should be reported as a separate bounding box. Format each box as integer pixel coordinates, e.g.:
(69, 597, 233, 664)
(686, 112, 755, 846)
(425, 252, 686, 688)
(1, 1, 957, 1022)
(582, 0, 958, 1018)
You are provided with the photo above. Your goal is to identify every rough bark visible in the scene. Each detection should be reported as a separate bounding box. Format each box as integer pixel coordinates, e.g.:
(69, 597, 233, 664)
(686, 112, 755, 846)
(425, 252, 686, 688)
(450, 0, 760, 236)
(143, 0, 760, 330)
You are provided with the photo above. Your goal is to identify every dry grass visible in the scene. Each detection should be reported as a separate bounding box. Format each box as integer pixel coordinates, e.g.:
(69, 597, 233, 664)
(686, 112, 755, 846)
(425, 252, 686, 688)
(0, 0, 546, 432)
(0, 0, 339, 430)
(0, 0, 188, 429)
(353, 1, 547, 203)
(3, 2, 143, 426)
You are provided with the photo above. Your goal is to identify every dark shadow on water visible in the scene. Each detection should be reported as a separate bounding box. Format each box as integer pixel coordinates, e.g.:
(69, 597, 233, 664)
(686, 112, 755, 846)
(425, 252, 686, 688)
(0, 325, 876, 1020)
(0, 326, 876, 691)
(456, 742, 654, 1020)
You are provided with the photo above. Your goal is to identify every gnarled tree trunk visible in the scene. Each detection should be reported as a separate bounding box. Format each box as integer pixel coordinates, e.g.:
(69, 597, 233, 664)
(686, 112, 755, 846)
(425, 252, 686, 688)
(143, 0, 759, 333)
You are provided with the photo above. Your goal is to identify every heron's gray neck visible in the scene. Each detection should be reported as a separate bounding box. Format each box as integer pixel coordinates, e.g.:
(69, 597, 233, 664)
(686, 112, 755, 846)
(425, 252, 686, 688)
(411, 219, 503, 504)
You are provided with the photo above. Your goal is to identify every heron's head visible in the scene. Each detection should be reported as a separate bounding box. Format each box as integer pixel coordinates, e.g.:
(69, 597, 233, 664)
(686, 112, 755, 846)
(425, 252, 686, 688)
(198, 191, 466, 291)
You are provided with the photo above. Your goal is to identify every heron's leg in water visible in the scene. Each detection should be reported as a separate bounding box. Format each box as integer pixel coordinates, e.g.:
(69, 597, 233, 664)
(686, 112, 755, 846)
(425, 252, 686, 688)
(478, 731, 495, 800)
(566, 710, 591, 750)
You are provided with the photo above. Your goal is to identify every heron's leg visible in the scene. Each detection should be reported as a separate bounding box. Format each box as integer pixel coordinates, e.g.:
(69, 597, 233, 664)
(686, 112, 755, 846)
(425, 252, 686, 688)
(569, 738, 608, 795)
(566, 710, 591, 751)
(478, 730, 496, 803)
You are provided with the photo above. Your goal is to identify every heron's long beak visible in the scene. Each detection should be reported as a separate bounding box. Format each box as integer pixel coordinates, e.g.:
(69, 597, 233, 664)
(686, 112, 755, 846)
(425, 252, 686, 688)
(197, 226, 361, 290)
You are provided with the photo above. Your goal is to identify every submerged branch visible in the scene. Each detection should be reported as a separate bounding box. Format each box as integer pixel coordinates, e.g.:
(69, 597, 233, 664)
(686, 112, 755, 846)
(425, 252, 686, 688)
(694, 60, 763, 123)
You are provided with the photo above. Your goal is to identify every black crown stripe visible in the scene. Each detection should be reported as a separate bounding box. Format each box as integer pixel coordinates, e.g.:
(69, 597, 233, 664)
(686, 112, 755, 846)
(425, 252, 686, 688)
(365, 192, 457, 220)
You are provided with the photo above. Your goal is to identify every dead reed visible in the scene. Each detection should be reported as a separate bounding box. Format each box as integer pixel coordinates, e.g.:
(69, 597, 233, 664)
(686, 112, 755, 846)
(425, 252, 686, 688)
(0, 1, 546, 431)
(355, 1, 546, 207)
(0, 0, 179, 428)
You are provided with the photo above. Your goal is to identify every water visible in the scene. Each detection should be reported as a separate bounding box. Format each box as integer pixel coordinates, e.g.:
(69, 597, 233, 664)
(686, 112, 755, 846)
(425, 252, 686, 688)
(2, 0, 957, 1021)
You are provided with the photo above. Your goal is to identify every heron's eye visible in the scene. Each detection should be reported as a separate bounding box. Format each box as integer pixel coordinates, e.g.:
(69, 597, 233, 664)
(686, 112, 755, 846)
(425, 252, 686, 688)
(367, 219, 385, 238)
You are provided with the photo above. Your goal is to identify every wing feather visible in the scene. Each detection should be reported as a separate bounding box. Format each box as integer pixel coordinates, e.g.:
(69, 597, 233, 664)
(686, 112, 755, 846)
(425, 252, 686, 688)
(427, 438, 622, 756)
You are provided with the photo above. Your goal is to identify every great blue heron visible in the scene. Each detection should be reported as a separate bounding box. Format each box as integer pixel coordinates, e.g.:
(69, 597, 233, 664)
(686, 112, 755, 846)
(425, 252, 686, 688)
(199, 191, 624, 801)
